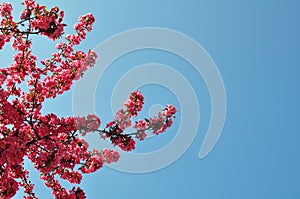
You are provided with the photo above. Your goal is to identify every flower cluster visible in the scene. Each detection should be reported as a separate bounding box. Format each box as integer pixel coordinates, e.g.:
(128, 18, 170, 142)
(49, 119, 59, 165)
(103, 91, 177, 150)
(74, 114, 101, 135)
(0, 1, 176, 199)
(30, 6, 65, 40)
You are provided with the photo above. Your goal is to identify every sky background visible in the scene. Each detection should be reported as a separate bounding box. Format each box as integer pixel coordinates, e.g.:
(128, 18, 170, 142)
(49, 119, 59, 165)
(4, 0, 299, 198)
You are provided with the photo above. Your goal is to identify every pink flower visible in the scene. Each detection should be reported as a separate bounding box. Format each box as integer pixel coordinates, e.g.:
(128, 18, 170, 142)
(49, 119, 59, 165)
(0, 35, 6, 50)
(0, 2, 13, 17)
(87, 114, 101, 130)
(162, 104, 177, 117)
(30, 6, 66, 40)
(136, 131, 147, 141)
(106, 121, 115, 128)
(134, 119, 148, 130)
(102, 149, 120, 164)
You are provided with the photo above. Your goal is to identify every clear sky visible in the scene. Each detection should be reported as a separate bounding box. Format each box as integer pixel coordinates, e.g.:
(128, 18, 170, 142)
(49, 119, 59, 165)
(5, 0, 300, 198)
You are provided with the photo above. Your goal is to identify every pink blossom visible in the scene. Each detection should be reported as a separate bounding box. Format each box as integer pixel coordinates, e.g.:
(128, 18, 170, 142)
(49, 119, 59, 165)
(0, 1, 176, 198)
(0, 2, 13, 17)
(0, 34, 6, 50)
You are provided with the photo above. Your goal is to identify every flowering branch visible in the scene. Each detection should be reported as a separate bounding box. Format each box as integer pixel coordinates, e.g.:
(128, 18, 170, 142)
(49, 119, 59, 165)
(0, 1, 176, 198)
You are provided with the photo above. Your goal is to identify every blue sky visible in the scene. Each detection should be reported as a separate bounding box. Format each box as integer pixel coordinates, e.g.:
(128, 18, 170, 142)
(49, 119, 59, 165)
(5, 0, 300, 198)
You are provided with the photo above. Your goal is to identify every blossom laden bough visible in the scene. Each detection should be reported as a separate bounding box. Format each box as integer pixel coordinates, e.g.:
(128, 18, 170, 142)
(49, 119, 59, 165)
(0, 1, 176, 198)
